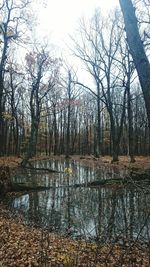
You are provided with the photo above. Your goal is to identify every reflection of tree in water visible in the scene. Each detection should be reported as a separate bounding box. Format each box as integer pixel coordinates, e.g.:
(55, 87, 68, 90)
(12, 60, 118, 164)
(12, 185, 150, 243)
(69, 187, 150, 242)
(11, 161, 150, 243)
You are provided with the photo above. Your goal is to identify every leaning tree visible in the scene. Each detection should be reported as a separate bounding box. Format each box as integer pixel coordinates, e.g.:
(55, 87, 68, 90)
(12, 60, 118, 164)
(119, 0, 150, 129)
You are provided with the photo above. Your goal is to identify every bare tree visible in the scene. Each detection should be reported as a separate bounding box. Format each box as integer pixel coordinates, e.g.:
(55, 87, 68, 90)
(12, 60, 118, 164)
(119, 0, 150, 130)
(71, 11, 106, 157)
(0, 0, 31, 155)
(60, 65, 80, 158)
(72, 10, 128, 161)
(6, 60, 24, 155)
(21, 47, 60, 165)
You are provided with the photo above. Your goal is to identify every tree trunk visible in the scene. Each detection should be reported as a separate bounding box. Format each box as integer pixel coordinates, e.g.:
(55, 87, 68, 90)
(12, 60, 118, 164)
(96, 84, 101, 157)
(110, 114, 119, 162)
(0, 75, 5, 156)
(127, 81, 135, 162)
(53, 106, 58, 156)
(66, 102, 71, 158)
(21, 118, 39, 166)
(119, 0, 150, 129)
(28, 118, 39, 158)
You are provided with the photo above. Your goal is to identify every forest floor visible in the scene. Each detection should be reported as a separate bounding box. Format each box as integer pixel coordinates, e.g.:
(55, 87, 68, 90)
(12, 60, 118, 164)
(0, 154, 150, 170)
(0, 155, 150, 266)
(0, 203, 150, 267)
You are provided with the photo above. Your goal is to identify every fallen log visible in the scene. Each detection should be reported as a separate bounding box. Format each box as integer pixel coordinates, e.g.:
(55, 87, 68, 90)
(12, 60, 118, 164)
(20, 157, 61, 173)
(20, 165, 61, 173)
(12, 182, 53, 191)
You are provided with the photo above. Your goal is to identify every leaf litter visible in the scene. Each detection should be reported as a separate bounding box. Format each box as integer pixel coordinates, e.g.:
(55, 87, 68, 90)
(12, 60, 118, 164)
(0, 205, 150, 267)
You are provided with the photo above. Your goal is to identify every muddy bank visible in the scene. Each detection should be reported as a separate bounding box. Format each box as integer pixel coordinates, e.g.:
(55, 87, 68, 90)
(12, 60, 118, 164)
(0, 166, 12, 195)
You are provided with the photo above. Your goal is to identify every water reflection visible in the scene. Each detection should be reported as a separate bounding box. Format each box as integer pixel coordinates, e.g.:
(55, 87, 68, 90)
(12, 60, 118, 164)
(10, 160, 150, 242)
(12, 159, 128, 188)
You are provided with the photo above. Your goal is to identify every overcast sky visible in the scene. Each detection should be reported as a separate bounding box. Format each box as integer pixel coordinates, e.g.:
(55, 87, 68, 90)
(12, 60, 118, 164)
(33, 0, 120, 83)
(36, 0, 119, 47)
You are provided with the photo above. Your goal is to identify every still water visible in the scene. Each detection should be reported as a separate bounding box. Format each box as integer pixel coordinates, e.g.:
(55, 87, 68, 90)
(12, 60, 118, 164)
(8, 160, 150, 242)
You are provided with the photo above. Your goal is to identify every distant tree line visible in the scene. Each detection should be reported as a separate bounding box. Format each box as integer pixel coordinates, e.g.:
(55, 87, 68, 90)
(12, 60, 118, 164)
(0, 0, 149, 163)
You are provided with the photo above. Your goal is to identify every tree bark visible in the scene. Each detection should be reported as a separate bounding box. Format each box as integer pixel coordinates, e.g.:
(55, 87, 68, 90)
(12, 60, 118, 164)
(119, 0, 150, 129)
(127, 80, 135, 162)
